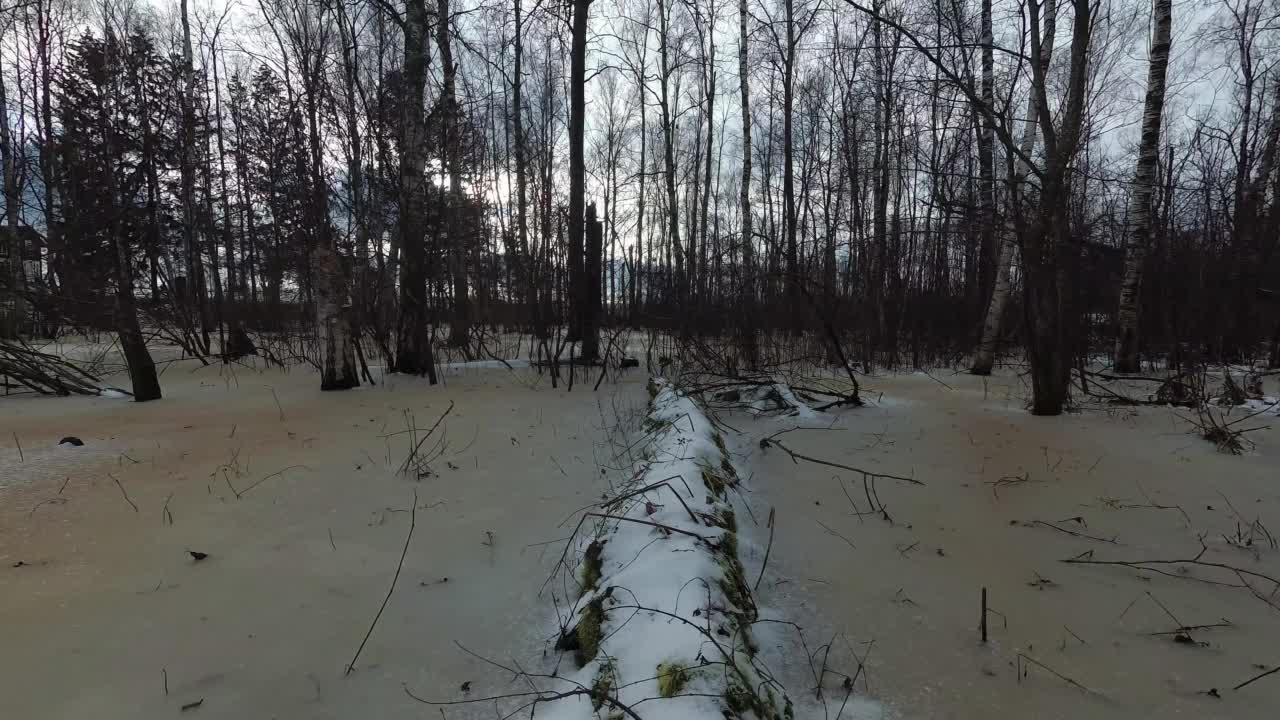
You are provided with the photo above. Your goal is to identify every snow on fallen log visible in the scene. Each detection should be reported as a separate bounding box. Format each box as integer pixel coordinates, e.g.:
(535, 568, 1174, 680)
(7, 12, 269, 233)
(541, 378, 791, 720)
(707, 380, 818, 419)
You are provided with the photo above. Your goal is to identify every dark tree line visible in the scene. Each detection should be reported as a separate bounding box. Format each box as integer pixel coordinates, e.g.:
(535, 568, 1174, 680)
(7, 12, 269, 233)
(0, 0, 1278, 414)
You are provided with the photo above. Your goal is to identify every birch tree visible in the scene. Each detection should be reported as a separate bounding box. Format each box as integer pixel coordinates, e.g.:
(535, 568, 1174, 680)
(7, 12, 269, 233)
(1115, 0, 1173, 373)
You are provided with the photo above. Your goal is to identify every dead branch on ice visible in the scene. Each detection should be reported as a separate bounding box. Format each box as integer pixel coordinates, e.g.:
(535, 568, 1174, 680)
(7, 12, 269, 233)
(1015, 652, 1104, 698)
(345, 488, 418, 676)
(109, 473, 139, 512)
(1063, 546, 1280, 611)
(759, 429, 923, 486)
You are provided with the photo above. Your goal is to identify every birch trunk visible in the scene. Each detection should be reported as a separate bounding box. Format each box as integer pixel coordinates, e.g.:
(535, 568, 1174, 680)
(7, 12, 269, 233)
(1115, 0, 1173, 373)
(513, 0, 534, 327)
(304, 17, 358, 391)
(970, 0, 1056, 375)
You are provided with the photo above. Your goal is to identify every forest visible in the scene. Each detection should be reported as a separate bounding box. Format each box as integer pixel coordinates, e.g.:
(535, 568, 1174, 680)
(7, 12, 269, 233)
(0, 0, 1277, 410)
(4, 2, 1280, 718)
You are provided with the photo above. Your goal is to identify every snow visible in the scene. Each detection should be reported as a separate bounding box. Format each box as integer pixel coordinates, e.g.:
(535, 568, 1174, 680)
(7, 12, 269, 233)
(771, 383, 818, 419)
(1233, 396, 1280, 416)
(539, 379, 787, 720)
(738, 368, 1280, 719)
(16, 351, 1272, 719)
(730, 379, 822, 419)
(98, 388, 131, 399)
(0, 363, 649, 719)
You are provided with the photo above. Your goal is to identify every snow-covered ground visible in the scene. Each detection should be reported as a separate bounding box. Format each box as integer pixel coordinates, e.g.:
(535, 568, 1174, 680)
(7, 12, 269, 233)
(533, 379, 807, 720)
(732, 369, 1280, 719)
(0, 362, 648, 719)
(4, 354, 1278, 719)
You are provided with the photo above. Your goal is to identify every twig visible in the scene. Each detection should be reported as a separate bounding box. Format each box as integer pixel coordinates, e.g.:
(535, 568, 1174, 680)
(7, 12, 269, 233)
(1025, 519, 1119, 544)
(1145, 591, 1186, 631)
(549, 454, 567, 477)
(404, 685, 645, 720)
(12, 432, 22, 462)
(1063, 554, 1280, 610)
(346, 488, 418, 676)
(1063, 625, 1087, 646)
(986, 472, 1036, 499)
(271, 388, 284, 421)
(1016, 653, 1102, 696)
(236, 465, 310, 497)
(601, 479, 700, 524)
(1147, 621, 1232, 636)
(815, 518, 856, 549)
(1233, 664, 1280, 691)
(762, 436, 923, 485)
(980, 587, 988, 643)
(583, 512, 712, 542)
(397, 402, 455, 476)
(755, 507, 776, 591)
(109, 473, 138, 512)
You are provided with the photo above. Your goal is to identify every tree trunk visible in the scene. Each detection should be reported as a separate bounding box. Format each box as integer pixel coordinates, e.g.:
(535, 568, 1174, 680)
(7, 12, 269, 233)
(394, 0, 439, 382)
(1019, 0, 1094, 416)
(0, 64, 23, 338)
(513, 0, 534, 327)
(583, 203, 602, 361)
(783, 0, 800, 336)
(335, 0, 368, 340)
(568, 0, 590, 348)
(101, 85, 160, 401)
(436, 0, 471, 350)
(633, 24, 649, 324)
(976, 0, 995, 329)
(870, 3, 890, 353)
(656, 0, 684, 317)
(698, 24, 716, 311)
(179, 0, 208, 354)
(315, 240, 358, 390)
(970, 0, 1057, 375)
(209, 48, 240, 335)
(304, 40, 357, 391)
(1115, 0, 1173, 373)
(1226, 77, 1280, 360)
(738, 0, 757, 368)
